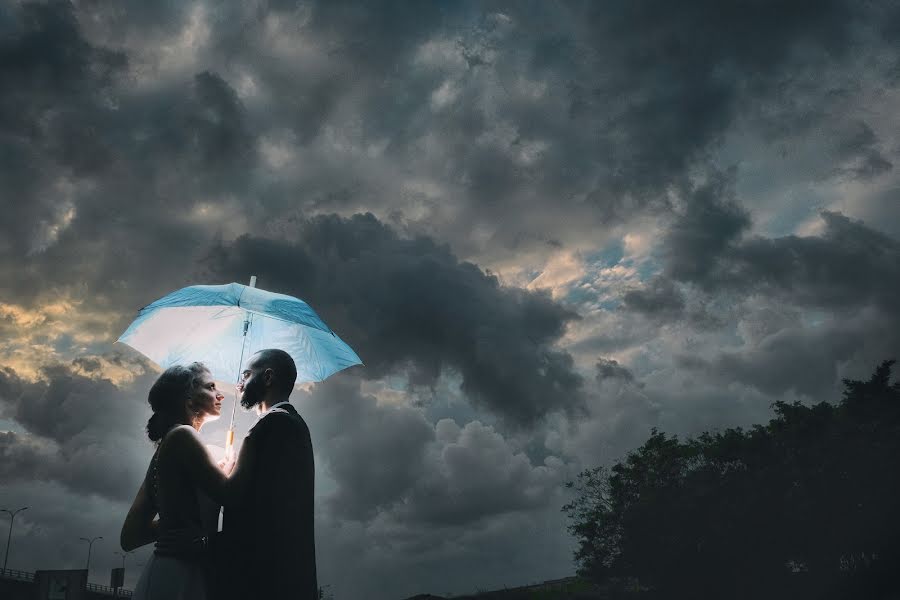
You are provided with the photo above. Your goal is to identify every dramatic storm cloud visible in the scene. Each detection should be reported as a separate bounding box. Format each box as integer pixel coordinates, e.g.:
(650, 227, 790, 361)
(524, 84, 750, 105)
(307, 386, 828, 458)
(202, 213, 584, 426)
(2, 1, 900, 598)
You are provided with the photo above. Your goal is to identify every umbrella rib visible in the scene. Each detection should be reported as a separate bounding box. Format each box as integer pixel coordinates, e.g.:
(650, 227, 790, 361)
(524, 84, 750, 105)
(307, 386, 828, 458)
(239, 306, 333, 333)
(307, 328, 324, 381)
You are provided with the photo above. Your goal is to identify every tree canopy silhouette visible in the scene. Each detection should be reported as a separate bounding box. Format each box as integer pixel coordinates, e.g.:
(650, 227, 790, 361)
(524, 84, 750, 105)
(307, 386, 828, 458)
(563, 360, 900, 599)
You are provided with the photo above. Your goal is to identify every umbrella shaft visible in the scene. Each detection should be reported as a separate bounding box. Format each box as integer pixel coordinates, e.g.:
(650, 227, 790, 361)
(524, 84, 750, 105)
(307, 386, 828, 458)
(226, 276, 256, 454)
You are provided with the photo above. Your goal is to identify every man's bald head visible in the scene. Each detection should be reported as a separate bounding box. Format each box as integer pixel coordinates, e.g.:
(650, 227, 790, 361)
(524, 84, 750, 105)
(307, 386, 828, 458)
(240, 349, 298, 409)
(252, 349, 297, 396)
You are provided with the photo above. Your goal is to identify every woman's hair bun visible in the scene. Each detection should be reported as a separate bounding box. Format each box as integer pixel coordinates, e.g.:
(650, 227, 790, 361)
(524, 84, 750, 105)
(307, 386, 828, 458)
(145, 363, 208, 442)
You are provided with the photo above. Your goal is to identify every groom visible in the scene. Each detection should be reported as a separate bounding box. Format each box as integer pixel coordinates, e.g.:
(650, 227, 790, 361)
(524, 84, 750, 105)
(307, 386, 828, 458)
(222, 348, 318, 600)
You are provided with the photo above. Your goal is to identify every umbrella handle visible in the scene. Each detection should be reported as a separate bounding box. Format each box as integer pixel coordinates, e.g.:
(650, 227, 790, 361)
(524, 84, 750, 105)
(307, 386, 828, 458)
(224, 428, 235, 460)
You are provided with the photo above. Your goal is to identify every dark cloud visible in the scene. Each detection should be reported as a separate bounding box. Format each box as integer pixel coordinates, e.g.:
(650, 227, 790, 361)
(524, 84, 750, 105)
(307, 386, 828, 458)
(638, 189, 900, 320)
(1, 1, 900, 596)
(0, 360, 155, 501)
(131, 70, 256, 177)
(661, 210, 900, 313)
(595, 358, 638, 386)
(1, 0, 898, 312)
(0, 0, 126, 254)
(567, 0, 870, 196)
(0, 1, 125, 113)
(729, 211, 900, 311)
(662, 171, 751, 286)
(629, 202, 900, 400)
(832, 120, 893, 180)
(622, 276, 685, 320)
(0, 2, 258, 312)
(203, 212, 585, 426)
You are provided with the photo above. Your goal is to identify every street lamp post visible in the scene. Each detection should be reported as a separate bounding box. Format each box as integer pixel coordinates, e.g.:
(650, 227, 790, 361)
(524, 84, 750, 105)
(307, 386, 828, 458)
(1, 506, 28, 572)
(112, 550, 133, 599)
(79, 536, 103, 573)
(114, 550, 134, 570)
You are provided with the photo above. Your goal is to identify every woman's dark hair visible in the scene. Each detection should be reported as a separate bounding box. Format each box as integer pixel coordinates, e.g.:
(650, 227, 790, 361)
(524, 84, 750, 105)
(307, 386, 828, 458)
(146, 362, 210, 442)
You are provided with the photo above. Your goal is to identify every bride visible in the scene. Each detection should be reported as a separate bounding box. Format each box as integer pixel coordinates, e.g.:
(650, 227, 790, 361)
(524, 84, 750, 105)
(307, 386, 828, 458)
(121, 362, 237, 600)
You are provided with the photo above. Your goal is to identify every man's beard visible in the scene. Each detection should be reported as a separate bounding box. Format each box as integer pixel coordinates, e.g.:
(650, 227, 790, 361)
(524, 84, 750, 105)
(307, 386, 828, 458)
(240, 378, 264, 409)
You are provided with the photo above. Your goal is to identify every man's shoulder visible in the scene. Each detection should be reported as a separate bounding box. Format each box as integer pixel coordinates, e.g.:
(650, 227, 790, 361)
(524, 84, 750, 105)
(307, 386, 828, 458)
(249, 405, 309, 437)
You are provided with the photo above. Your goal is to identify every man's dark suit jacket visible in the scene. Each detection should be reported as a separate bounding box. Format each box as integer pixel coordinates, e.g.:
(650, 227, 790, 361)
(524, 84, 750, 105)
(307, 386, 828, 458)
(223, 402, 318, 600)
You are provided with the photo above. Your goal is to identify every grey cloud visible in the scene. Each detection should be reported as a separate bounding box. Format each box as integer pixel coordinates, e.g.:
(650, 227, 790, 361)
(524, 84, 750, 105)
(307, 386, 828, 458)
(0, 360, 155, 501)
(0, 1, 125, 115)
(304, 376, 435, 521)
(567, 0, 868, 197)
(303, 1, 448, 72)
(647, 200, 900, 318)
(662, 171, 751, 286)
(138, 0, 899, 262)
(0, 431, 56, 483)
(0, 0, 126, 254)
(1, 1, 900, 595)
(203, 212, 585, 426)
(678, 309, 900, 400)
(728, 211, 900, 311)
(841, 186, 900, 239)
(735, 305, 802, 346)
(595, 358, 638, 386)
(401, 418, 567, 526)
(625, 205, 900, 401)
(622, 276, 685, 319)
(0, 2, 259, 314)
(302, 376, 569, 528)
(2, 0, 899, 318)
(832, 120, 893, 180)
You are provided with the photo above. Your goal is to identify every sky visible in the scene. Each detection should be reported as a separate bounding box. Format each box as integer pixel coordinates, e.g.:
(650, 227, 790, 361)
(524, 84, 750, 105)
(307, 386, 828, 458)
(1, 1, 899, 598)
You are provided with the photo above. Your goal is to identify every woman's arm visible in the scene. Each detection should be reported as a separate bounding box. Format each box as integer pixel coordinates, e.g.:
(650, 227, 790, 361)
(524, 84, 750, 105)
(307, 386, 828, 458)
(121, 479, 159, 551)
(162, 426, 256, 508)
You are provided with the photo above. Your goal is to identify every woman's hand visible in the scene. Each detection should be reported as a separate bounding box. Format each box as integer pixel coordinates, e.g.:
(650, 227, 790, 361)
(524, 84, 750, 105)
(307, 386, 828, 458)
(217, 456, 236, 476)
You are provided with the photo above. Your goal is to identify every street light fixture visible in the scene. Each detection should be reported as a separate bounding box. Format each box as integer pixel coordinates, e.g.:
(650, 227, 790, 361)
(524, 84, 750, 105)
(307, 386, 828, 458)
(1, 506, 28, 572)
(79, 536, 103, 573)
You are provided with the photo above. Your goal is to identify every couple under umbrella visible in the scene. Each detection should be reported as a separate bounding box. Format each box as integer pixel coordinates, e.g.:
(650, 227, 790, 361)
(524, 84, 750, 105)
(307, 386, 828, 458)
(118, 280, 361, 600)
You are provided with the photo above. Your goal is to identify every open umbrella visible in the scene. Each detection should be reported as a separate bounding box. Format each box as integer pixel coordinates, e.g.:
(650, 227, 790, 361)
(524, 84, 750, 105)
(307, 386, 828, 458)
(117, 277, 361, 454)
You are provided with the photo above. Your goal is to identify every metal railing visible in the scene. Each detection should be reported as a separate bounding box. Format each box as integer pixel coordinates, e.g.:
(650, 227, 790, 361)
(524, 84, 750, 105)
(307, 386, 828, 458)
(0, 568, 132, 596)
(87, 581, 133, 597)
(0, 567, 35, 581)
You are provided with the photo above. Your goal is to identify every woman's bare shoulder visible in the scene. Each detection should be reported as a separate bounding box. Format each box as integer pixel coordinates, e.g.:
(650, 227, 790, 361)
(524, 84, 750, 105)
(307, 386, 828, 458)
(159, 425, 202, 454)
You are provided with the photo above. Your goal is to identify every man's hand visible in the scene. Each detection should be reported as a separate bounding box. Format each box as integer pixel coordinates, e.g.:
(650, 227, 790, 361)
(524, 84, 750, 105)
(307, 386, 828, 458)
(155, 528, 209, 558)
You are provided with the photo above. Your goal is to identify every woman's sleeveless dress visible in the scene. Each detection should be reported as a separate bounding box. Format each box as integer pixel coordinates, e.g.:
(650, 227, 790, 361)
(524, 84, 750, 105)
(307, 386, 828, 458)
(133, 429, 220, 600)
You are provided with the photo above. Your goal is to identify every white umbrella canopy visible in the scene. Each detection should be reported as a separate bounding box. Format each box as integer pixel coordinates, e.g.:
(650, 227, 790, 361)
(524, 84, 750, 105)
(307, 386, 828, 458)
(118, 282, 361, 384)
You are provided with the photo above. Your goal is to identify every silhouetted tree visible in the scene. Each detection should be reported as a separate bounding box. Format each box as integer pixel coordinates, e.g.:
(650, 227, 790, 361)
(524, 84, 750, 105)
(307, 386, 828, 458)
(564, 360, 900, 599)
